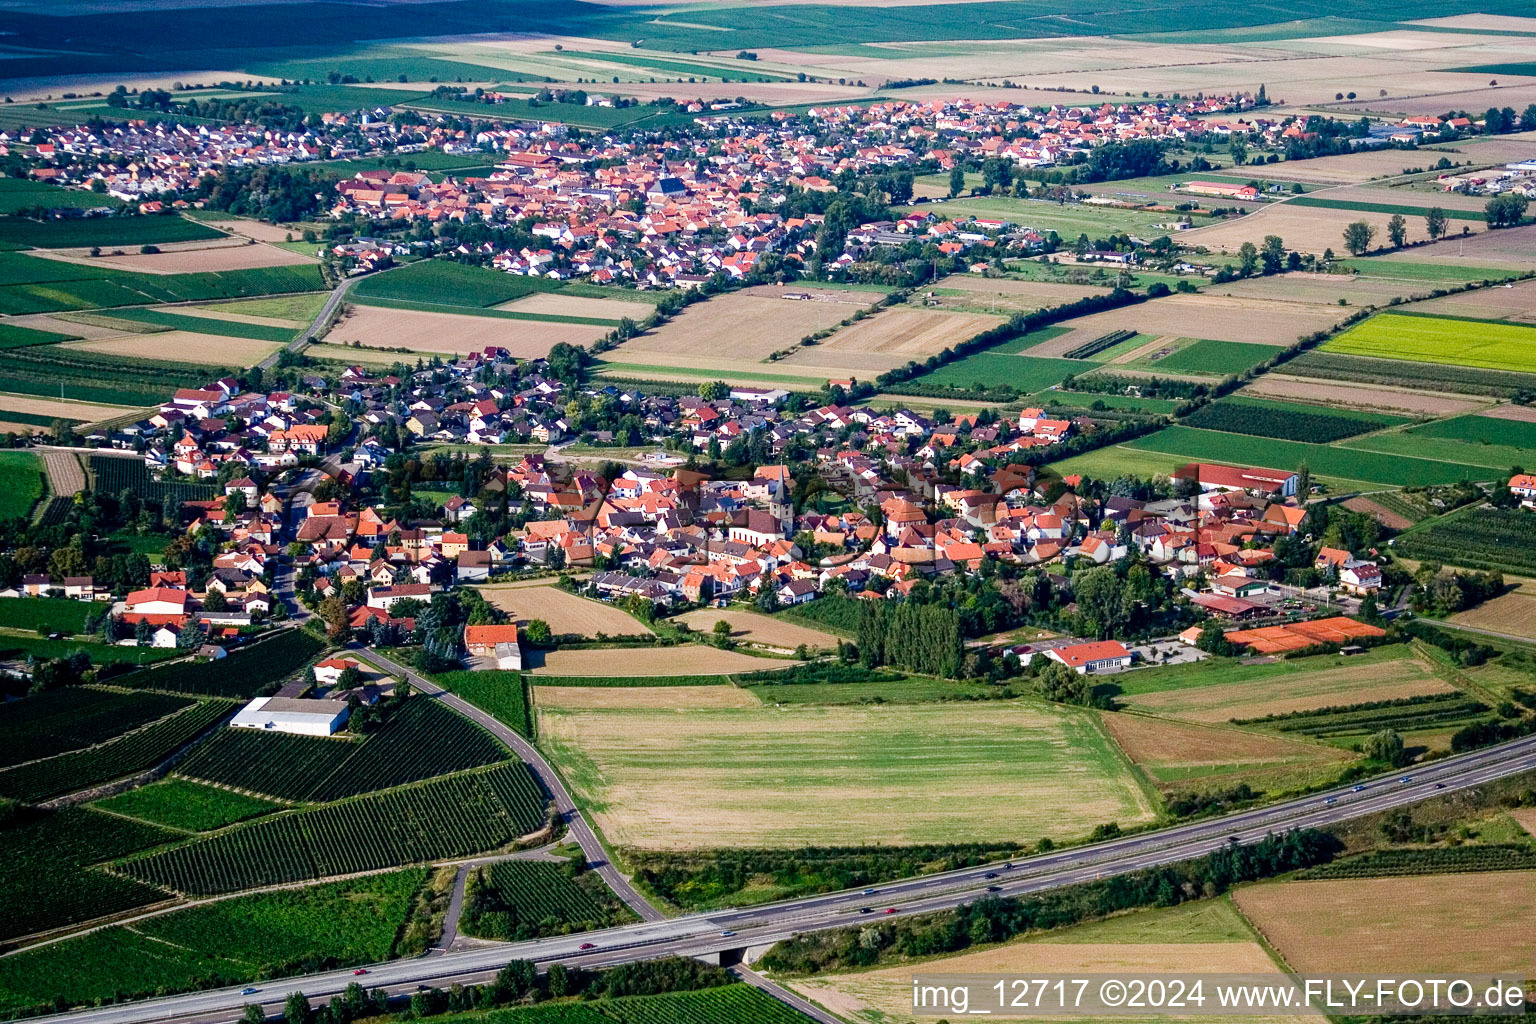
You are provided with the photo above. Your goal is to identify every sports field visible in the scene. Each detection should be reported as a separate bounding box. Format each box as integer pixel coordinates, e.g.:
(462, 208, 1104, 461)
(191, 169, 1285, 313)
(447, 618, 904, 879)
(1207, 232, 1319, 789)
(537, 700, 1155, 849)
(1234, 872, 1536, 975)
(1323, 313, 1536, 375)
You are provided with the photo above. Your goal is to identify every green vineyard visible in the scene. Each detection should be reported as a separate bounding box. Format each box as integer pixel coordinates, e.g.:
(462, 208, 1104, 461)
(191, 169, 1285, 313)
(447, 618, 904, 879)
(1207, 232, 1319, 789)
(598, 985, 814, 1024)
(0, 807, 176, 941)
(0, 687, 192, 769)
(119, 630, 324, 698)
(120, 763, 549, 895)
(89, 455, 217, 506)
(1395, 507, 1536, 577)
(463, 861, 635, 940)
(177, 697, 509, 802)
(0, 700, 234, 803)
(1299, 845, 1536, 879)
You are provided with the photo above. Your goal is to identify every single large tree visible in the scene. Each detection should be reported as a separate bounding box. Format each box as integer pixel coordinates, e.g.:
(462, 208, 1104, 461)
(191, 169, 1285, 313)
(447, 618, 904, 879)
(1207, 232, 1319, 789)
(1425, 206, 1448, 240)
(1386, 213, 1407, 249)
(1342, 219, 1375, 256)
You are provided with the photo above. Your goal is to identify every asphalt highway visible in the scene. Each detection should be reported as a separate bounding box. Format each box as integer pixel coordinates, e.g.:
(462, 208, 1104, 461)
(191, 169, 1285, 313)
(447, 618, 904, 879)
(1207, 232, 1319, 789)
(41, 731, 1536, 1024)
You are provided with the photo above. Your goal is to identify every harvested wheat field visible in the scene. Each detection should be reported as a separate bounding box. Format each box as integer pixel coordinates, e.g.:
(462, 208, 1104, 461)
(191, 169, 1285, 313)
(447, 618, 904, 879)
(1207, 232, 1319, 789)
(1235, 872, 1536, 975)
(7, 313, 120, 341)
(1244, 376, 1488, 416)
(200, 219, 305, 243)
(1101, 711, 1351, 791)
(0, 394, 139, 421)
(619, 291, 874, 362)
(531, 644, 779, 677)
(34, 240, 313, 274)
(497, 293, 655, 321)
(477, 584, 652, 637)
(931, 274, 1110, 309)
(1214, 273, 1428, 308)
(791, 899, 1302, 1024)
(1344, 496, 1415, 530)
(63, 332, 280, 367)
(1482, 403, 1536, 423)
(1407, 278, 1536, 323)
(1124, 657, 1451, 723)
(533, 684, 758, 710)
(1448, 578, 1536, 641)
(1033, 294, 1339, 354)
(1184, 202, 1484, 255)
(330, 304, 606, 356)
(538, 700, 1153, 849)
(39, 451, 85, 496)
(779, 306, 1006, 372)
(676, 608, 838, 650)
(1512, 807, 1536, 838)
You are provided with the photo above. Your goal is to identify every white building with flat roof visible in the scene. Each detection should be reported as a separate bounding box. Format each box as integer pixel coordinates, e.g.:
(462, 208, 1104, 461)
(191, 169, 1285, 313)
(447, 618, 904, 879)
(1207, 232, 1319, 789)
(229, 696, 349, 737)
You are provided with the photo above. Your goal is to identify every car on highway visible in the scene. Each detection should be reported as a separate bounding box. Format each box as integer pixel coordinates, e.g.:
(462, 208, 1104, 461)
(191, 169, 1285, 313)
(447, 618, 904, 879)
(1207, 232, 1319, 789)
(858, 907, 873, 914)
(352, 969, 368, 976)
(241, 987, 258, 995)
(1352, 785, 1366, 792)
(1003, 862, 1013, 869)
(1324, 796, 1337, 805)
(1435, 783, 1446, 789)
(862, 888, 876, 895)
(984, 871, 998, 879)
(578, 943, 596, 950)
(986, 885, 1002, 892)
(884, 908, 897, 914)
(720, 930, 736, 937)
(1400, 776, 1413, 784)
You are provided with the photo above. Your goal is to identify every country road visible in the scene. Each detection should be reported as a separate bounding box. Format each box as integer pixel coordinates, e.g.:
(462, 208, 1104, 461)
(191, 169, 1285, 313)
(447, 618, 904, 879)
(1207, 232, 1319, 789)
(258, 274, 360, 371)
(38, 729, 1536, 1024)
(353, 646, 664, 924)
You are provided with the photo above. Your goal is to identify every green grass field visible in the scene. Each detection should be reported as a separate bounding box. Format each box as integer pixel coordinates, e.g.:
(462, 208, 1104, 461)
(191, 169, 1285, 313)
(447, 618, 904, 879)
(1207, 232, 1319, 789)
(353, 260, 564, 307)
(0, 322, 78, 349)
(1033, 390, 1183, 414)
(1342, 414, 1536, 471)
(0, 178, 121, 215)
(1146, 338, 1284, 376)
(1335, 258, 1518, 284)
(0, 595, 94, 632)
(1287, 196, 1485, 221)
(0, 451, 43, 521)
(1323, 313, 1536, 375)
(538, 700, 1154, 849)
(0, 870, 425, 1017)
(903, 196, 1179, 239)
(909, 352, 1084, 392)
(1124, 425, 1493, 487)
(95, 778, 280, 831)
(1047, 444, 1188, 483)
(200, 294, 326, 321)
(98, 307, 300, 342)
(0, 215, 225, 248)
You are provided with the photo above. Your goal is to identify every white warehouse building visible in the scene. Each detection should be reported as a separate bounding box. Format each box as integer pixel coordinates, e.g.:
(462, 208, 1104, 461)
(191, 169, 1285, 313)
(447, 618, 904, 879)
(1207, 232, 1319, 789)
(229, 696, 350, 737)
